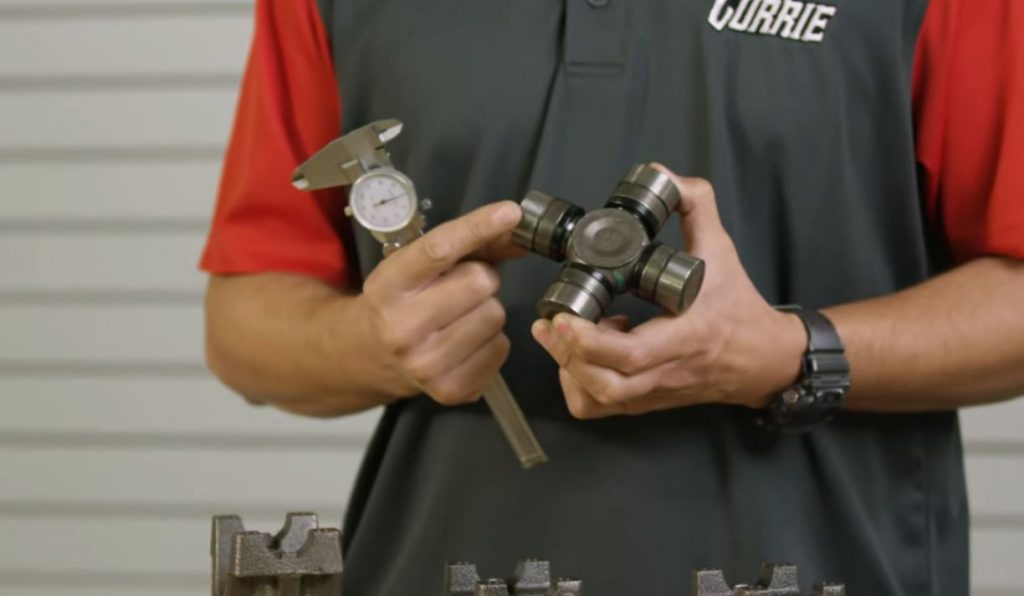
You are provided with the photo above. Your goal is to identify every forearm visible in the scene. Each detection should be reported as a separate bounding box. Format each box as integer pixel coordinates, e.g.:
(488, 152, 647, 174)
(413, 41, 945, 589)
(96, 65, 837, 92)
(204, 273, 410, 417)
(825, 256, 1024, 411)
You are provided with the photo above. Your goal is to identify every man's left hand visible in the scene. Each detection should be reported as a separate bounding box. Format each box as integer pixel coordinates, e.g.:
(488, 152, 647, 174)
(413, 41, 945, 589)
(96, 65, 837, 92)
(531, 164, 807, 419)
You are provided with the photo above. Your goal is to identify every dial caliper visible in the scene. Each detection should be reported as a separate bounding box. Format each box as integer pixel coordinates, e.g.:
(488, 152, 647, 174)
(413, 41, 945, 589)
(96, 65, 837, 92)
(293, 119, 548, 469)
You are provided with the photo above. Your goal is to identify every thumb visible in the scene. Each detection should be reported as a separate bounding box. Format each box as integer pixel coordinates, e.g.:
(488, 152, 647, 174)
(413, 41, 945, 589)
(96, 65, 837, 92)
(650, 163, 726, 254)
(597, 314, 631, 332)
(472, 229, 529, 263)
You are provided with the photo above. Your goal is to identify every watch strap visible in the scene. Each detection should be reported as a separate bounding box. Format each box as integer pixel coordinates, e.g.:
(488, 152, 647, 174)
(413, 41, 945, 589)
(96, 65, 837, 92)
(778, 305, 844, 352)
(770, 305, 850, 431)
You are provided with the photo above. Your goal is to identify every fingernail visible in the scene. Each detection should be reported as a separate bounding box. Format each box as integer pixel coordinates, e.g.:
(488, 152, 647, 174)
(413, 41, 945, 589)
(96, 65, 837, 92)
(492, 203, 520, 225)
(531, 320, 551, 343)
(553, 315, 573, 338)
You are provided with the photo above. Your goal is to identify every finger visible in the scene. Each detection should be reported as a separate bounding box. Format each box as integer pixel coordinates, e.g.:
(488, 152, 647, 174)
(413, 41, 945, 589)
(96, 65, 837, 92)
(539, 317, 655, 405)
(558, 368, 622, 420)
(626, 310, 722, 372)
(380, 201, 522, 292)
(650, 163, 725, 253)
(427, 333, 510, 406)
(562, 358, 644, 406)
(531, 318, 570, 365)
(598, 315, 631, 332)
(542, 314, 701, 399)
(410, 261, 500, 330)
(614, 360, 716, 413)
(404, 298, 505, 381)
(472, 229, 529, 263)
(562, 355, 659, 407)
(618, 389, 689, 416)
(551, 314, 654, 375)
(562, 364, 651, 419)
(534, 317, 617, 373)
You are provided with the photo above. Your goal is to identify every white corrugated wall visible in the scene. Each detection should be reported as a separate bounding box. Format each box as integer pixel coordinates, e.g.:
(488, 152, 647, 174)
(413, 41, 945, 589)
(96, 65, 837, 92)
(0, 1, 1019, 594)
(0, 2, 375, 594)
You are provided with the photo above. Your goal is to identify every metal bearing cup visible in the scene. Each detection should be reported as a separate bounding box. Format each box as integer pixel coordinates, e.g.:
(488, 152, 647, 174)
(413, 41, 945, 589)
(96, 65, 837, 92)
(606, 164, 681, 237)
(537, 264, 615, 322)
(513, 191, 584, 261)
(634, 243, 705, 313)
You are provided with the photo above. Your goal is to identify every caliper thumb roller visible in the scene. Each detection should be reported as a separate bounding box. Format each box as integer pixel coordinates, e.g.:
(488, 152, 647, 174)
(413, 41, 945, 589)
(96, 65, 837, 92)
(293, 120, 547, 469)
(514, 164, 705, 321)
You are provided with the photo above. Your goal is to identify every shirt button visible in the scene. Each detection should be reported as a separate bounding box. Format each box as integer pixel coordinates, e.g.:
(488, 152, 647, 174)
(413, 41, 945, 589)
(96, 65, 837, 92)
(586, 0, 610, 7)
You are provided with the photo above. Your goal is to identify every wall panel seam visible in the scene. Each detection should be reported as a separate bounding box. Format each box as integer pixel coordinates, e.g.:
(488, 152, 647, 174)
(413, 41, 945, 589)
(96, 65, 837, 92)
(0, 3, 250, 21)
(0, 430, 371, 450)
(0, 500, 344, 520)
(0, 146, 223, 162)
(0, 361, 208, 377)
(0, 73, 240, 92)
(0, 569, 205, 589)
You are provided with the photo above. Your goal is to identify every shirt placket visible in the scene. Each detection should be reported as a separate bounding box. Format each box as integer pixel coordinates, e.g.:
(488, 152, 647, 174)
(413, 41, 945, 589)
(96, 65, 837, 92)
(564, 0, 627, 76)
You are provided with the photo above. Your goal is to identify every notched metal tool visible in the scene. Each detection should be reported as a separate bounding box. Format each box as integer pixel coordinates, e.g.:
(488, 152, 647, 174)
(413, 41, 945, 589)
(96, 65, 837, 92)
(693, 563, 846, 596)
(211, 512, 343, 596)
(208, 527, 847, 596)
(444, 559, 583, 596)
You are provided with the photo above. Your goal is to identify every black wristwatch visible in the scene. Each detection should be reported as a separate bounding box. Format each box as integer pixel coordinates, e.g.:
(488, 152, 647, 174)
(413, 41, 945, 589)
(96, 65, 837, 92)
(768, 306, 850, 431)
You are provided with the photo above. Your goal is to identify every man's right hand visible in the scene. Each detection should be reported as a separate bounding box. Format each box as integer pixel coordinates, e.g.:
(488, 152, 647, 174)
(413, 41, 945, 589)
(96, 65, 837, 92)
(356, 201, 524, 406)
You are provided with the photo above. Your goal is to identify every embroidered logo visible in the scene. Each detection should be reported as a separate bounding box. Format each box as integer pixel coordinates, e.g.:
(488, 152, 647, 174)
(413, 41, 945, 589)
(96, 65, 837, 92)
(707, 0, 838, 43)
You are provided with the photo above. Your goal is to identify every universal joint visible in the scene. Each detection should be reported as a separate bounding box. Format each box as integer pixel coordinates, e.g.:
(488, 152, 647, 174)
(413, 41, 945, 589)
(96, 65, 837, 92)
(513, 164, 705, 321)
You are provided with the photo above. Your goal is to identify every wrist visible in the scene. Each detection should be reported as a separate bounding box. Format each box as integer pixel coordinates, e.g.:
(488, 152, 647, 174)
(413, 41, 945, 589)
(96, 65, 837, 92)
(751, 310, 807, 408)
(313, 293, 413, 407)
(351, 293, 420, 400)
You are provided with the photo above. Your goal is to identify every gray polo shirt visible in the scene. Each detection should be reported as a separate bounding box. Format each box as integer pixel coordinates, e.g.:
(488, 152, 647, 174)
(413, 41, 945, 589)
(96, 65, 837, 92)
(315, 1, 967, 594)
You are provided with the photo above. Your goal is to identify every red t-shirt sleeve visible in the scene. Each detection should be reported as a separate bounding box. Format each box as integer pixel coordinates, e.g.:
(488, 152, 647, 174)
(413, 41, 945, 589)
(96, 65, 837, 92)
(199, 0, 349, 287)
(913, 0, 1024, 263)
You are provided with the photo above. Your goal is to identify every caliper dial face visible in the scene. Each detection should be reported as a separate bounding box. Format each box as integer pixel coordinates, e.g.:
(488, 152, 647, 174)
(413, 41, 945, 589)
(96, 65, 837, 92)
(349, 169, 418, 232)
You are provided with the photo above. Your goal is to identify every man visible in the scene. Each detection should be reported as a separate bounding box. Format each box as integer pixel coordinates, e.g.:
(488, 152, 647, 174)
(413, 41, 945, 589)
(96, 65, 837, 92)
(201, 1, 1023, 594)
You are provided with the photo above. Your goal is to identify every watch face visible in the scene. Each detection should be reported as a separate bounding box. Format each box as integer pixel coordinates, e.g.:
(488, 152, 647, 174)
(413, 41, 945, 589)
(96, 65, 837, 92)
(349, 169, 418, 232)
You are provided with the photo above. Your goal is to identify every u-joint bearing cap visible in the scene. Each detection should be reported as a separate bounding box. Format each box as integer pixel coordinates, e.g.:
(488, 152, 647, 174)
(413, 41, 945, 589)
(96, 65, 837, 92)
(537, 263, 615, 322)
(513, 191, 583, 261)
(608, 164, 681, 237)
(634, 243, 705, 313)
(622, 164, 680, 205)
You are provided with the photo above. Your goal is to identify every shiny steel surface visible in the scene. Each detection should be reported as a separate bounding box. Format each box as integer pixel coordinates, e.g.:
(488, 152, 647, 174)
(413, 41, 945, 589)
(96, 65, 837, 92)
(514, 190, 579, 260)
(482, 374, 548, 469)
(537, 265, 613, 321)
(636, 242, 672, 302)
(568, 208, 647, 270)
(623, 163, 680, 210)
(518, 164, 704, 325)
(654, 250, 705, 313)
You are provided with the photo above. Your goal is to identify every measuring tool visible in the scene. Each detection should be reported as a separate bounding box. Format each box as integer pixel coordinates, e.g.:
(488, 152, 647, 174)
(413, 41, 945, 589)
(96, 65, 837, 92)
(293, 119, 547, 469)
